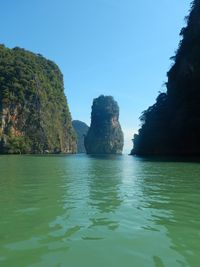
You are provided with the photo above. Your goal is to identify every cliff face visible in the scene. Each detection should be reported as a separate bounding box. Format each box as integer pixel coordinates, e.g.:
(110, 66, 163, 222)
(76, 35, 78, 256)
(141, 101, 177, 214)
(72, 120, 89, 153)
(0, 45, 76, 154)
(131, 0, 200, 156)
(85, 95, 124, 154)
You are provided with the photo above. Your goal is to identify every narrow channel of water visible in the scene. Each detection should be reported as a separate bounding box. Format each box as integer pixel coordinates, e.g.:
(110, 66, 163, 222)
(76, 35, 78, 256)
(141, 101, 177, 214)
(0, 155, 199, 267)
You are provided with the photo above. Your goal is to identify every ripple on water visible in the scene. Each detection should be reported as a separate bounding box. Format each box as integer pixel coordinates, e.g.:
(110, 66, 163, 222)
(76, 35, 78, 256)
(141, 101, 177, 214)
(0, 155, 199, 267)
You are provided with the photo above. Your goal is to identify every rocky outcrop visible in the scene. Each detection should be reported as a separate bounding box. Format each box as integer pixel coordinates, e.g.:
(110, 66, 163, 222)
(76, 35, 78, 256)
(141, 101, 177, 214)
(0, 45, 76, 154)
(72, 120, 89, 153)
(85, 95, 124, 154)
(131, 0, 200, 156)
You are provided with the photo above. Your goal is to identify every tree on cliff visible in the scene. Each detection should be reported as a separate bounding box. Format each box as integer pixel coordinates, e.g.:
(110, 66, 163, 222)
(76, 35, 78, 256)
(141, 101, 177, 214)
(0, 45, 76, 154)
(131, 0, 200, 156)
(85, 95, 124, 154)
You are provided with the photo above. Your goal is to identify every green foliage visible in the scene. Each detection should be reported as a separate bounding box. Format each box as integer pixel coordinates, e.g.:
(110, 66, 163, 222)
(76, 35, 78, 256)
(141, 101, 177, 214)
(132, 0, 200, 156)
(91, 95, 120, 123)
(0, 44, 77, 154)
(72, 120, 89, 153)
(85, 95, 124, 154)
(7, 136, 31, 154)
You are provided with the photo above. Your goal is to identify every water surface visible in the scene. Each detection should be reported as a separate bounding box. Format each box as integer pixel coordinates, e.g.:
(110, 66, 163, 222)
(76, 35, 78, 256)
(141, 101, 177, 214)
(0, 155, 200, 267)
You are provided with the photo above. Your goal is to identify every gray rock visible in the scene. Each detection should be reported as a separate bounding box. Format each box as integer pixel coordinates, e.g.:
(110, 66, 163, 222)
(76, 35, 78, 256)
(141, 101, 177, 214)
(72, 120, 89, 153)
(85, 95, 124, 154)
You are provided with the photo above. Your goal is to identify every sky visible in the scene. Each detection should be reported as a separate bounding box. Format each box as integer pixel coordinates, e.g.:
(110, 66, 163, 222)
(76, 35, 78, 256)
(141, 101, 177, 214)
(0, 0, 192, 153)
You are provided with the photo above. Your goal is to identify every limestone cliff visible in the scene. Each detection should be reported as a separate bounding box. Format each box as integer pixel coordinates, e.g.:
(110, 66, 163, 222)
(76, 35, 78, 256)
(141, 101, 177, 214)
(131, 0, 200, 156)
(72, 120, 89, 153)
(0, 45, 76, 154)
(85, 95, 124, 154)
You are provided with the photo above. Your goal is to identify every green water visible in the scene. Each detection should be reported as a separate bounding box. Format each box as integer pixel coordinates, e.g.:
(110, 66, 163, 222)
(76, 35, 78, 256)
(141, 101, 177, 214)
(0, 155, 200, 267)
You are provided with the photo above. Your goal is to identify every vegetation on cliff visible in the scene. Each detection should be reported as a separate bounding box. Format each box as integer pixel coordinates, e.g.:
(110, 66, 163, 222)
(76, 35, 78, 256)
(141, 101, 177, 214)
(72, 120, 89, 153)
(132, 0, 200, 156)
(0, 44, 76, 154)
(85, 95, 124, 154)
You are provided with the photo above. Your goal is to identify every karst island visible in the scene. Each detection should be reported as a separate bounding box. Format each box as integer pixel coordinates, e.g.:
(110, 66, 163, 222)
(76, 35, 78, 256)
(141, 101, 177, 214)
(85, 95, 124, 154)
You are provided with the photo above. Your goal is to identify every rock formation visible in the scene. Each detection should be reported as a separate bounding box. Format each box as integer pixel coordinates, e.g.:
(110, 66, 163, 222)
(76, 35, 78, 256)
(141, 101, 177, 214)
(131, 0, 200, 156)
(0, 45, 76, 154)
(72, 120, 89, 153)
(85, 95, 124, 154)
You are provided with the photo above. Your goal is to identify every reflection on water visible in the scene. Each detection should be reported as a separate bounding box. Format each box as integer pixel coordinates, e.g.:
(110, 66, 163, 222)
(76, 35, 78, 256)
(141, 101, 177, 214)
(87, 156, 123, 231)
(0, 155, 200, 267)
(88, 156, 122, 213)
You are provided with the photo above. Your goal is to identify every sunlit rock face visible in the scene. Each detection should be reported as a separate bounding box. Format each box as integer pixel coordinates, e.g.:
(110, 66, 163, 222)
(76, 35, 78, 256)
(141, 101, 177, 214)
(0, 45, 76, 154)
(85, 95, 124, 154)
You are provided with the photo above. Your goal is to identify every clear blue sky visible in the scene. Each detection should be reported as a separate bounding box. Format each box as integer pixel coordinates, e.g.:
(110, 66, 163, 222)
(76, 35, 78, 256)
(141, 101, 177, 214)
(1, 0, 191, 153)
